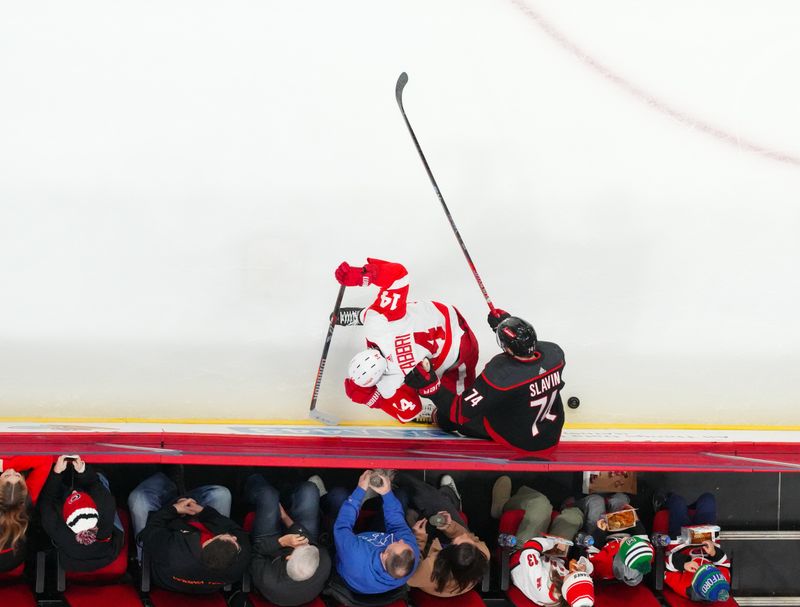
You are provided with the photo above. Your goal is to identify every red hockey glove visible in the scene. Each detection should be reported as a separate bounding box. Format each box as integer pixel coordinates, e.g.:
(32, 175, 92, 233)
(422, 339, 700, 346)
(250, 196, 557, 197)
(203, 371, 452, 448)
(404, 359, 441, 396)
(487, 308, 511, 331)
(344, 378, 380, 407)
(335, 262, 378, 287)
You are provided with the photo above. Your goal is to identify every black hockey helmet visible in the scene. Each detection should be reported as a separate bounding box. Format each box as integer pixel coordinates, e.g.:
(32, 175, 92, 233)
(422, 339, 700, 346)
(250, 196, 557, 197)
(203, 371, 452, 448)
(496, 316, 537, 357)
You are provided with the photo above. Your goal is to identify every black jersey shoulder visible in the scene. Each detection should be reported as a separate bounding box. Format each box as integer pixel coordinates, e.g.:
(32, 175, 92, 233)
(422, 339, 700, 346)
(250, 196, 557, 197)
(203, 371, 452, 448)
(483, 341, 565, 390)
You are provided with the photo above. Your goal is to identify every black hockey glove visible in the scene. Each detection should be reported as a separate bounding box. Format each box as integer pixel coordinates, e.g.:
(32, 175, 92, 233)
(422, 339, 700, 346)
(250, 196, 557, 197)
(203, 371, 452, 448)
(404, 359, 441, 396)
(333, 307, 364, 326)
(487, 308, 511, 330)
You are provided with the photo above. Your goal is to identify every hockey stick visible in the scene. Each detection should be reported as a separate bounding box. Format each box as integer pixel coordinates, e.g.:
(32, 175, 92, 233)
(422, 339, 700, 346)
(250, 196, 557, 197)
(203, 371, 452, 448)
(308, 284, 346, 425)
(395, 72, 496, 312)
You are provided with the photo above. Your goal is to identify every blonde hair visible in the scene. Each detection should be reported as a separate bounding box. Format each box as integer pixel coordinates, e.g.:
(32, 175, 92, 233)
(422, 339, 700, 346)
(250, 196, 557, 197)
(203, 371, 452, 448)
(0, 477, 29, 552)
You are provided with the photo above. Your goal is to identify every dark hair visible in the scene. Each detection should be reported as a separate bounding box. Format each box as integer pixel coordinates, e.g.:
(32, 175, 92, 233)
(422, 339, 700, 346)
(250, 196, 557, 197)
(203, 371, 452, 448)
(386, 546, 415, 579)
(431, 543, 489, 594)
(0, 478, 29, 552)
(201, 537, 240, 571)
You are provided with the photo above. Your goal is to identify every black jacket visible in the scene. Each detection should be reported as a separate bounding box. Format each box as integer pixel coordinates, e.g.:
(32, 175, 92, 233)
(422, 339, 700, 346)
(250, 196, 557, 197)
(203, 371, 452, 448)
(0, 543, 25, 573)
(251, 523, 331, 606)
(139, 504, 250, 594)
(38, 466, 124, 572)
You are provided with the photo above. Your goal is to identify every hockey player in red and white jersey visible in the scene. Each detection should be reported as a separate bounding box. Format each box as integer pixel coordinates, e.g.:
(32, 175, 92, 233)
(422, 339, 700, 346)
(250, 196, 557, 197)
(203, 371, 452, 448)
(510, 535, 595, 607)
(333, 258, 479, 423)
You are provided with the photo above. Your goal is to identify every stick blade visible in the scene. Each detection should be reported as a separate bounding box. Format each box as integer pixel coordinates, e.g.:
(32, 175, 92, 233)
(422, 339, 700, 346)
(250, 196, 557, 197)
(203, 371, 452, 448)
(309, 409, 340, 426)
(395, 72, 409, 107)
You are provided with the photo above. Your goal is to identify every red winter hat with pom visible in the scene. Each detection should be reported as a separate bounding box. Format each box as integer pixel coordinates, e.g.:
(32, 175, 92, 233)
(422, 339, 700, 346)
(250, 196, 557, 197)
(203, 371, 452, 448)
(63, 491, 99, 534)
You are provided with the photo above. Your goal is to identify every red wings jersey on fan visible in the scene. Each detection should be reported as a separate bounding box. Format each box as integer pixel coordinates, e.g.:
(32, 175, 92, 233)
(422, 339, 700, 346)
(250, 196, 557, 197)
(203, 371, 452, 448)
(510, 537, 568, 605)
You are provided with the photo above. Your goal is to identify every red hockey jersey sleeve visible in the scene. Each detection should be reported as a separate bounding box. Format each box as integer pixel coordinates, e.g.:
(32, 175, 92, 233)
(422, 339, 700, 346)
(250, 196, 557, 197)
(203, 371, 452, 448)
(364, 258, 409, 322)
(371, 384, 422, 423)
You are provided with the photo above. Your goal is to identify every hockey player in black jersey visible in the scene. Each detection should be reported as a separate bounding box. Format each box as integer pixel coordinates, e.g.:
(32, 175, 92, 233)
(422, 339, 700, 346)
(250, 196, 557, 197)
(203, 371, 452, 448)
(404, 311, 566, 452)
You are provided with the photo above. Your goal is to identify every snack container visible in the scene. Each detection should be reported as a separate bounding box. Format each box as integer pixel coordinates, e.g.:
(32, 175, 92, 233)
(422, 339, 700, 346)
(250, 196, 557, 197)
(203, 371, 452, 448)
(680, 525, 721, 545)
(603, 508, 638, 532)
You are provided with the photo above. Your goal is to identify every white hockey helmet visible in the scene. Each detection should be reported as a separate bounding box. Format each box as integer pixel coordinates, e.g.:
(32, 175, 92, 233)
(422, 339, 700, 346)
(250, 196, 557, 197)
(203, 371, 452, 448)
(348, 349, 387, 387)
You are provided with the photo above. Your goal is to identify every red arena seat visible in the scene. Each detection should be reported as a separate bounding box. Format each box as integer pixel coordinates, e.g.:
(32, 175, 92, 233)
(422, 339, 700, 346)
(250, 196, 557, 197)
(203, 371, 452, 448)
(62, 509, 142, 607)
(506, 584, 539, 607)
(652, 509, 671, 535)
(0, 582, 38, 607)
(329, 601, 406, 607)
(410, 588, 486, 607)
(0, 563, 25, 582)
(249, 594, 326, 607)
(594, 582, 660, 607)
(148, 587, 228, 607)
(66, 509, 132, 584)
(661, 590, 739, 607)
(63, 584, 143, 607)
(499, 509, 526, 536)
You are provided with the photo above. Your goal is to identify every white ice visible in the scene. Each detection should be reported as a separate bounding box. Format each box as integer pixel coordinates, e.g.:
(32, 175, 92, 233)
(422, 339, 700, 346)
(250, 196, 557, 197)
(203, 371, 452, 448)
(0, 0, 798, 425)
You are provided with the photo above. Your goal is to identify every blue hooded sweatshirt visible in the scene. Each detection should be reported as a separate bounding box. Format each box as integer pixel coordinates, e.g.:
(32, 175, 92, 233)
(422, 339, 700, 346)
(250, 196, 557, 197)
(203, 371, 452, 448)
(334, 487, 419, 594)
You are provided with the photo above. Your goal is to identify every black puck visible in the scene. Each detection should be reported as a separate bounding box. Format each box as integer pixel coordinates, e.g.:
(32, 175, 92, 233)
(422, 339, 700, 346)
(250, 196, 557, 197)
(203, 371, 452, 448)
(567, 396, 580, 409)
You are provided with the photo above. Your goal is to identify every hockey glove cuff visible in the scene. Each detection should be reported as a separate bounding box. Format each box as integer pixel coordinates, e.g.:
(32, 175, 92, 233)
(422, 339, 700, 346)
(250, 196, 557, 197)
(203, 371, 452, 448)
(404, 360, 441, 395)
(487, 308, 511, 330)
(344, 378, 380, 407)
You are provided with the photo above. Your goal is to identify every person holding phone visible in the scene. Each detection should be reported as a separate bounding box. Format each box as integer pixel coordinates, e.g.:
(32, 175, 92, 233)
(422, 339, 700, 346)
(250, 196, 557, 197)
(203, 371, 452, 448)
(38, 455, 124, 572)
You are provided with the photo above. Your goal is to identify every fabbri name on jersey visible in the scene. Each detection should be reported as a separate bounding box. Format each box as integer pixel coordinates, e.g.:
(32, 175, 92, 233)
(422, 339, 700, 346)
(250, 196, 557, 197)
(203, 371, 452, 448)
(529, 370, 562, 397)
(394, 334, 416, 372)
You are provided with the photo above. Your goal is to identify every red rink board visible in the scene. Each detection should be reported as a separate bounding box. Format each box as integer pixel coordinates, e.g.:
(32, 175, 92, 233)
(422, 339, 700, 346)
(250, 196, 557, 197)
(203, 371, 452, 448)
(1, 423, 800, 472)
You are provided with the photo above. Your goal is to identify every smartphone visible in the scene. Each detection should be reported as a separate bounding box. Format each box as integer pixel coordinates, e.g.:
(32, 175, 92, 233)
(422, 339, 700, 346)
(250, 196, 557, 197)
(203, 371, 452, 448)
(63, 455, 79, 462)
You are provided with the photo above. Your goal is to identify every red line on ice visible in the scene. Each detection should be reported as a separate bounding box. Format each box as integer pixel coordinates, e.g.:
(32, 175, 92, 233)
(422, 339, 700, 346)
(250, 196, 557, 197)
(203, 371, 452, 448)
(511, 0, 800, 168)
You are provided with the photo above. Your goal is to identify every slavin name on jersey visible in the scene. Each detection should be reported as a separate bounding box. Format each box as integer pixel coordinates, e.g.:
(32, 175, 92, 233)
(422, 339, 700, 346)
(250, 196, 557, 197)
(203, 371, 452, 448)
(529, 370, 561, 397)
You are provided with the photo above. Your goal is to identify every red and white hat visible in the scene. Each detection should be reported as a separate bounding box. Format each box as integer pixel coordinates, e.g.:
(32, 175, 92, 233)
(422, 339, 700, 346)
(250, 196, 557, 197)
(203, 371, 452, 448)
(63, 491, 99, 534)
(562, 571, 595, 607)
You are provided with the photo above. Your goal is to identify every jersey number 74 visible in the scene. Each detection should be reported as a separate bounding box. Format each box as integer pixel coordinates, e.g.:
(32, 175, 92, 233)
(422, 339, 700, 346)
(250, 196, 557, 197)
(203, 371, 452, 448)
(529, 392, 558, 437)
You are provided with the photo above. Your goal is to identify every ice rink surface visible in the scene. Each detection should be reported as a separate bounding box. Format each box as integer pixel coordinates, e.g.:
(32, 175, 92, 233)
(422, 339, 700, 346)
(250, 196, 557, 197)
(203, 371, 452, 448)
(1, 1, 799, 429)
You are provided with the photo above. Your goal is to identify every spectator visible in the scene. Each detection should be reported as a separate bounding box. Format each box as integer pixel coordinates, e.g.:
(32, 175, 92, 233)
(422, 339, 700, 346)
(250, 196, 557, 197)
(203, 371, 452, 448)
(129, 471, 250, 594)
(245, 473, 331, 607)
(663, 492, 718, 540)
(333, 469, 419, 594)
(0, 454, 53, 572)
(665, 539, 731, 602)
(38, 455, 124, 571)
(662, 492, 731, 602)
(491, 476, 584, 546)
(395, 473, 489, 597)
(576, 492, 654, 586)
(493, 476, 594, 606)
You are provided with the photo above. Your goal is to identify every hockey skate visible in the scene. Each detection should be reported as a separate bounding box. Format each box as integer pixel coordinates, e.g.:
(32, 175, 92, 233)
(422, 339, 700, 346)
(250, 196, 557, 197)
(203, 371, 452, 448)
(336, 307, 363, 326)
(411, 402, 436, 425)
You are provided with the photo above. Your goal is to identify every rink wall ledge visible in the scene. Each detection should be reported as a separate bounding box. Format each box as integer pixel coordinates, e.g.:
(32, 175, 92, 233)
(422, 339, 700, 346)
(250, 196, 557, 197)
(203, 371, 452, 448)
(1, 419, 800, 472)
